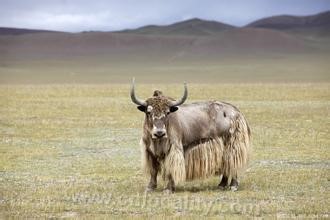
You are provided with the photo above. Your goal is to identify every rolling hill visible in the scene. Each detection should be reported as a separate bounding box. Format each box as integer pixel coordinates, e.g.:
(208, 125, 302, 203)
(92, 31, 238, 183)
(246, 11, 330, 30)
(0, 27, 317, 62)
(118, 18, 235, 36)
(246, 11, 330, 41)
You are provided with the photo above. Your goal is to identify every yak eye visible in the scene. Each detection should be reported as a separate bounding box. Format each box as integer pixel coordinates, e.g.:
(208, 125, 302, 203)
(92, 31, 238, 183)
(137, 105, 147, 112)
(170, 106, 179, 113)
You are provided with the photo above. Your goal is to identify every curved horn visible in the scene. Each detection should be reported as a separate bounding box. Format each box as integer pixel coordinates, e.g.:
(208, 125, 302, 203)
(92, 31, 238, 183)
(169, 82, 188, 107)
(130, 78, 147, 106)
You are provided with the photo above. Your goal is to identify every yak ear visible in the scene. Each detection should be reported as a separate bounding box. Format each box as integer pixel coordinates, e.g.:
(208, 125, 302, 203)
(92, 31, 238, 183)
(170, 106, 179, 112)
(137, 105, 147, 112)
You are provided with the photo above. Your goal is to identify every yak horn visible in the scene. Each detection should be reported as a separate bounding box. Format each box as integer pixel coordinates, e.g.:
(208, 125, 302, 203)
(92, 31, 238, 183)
(169, 82, 188, 107)
(130, 78, 147, 106)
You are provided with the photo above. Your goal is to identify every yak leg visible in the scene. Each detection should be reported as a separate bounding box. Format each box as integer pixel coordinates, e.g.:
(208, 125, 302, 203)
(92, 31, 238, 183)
(218, 175, 229, 190)
(145, 153, 160, 192)
(164, 175, 175, 194)
(230, 177, 239, 191)
(146, 167, 158, 192)
(219, 175, 239, 191)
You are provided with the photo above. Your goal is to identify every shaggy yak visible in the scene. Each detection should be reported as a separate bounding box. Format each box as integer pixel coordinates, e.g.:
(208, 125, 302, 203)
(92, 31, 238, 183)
(130, 79, 251, 193)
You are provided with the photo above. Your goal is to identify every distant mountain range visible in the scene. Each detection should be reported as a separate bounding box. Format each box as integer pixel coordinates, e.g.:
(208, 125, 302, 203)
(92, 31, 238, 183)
(0, 11, 329, 64)
(0, 11, 329, 36)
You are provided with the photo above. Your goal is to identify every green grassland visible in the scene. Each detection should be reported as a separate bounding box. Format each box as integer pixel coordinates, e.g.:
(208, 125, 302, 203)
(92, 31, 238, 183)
(1, 54, 330, 84)
(0, 83, 329, 218)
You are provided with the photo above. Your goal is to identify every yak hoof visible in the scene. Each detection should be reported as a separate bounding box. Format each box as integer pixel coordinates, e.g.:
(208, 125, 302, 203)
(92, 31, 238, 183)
(145, 187, 156, 193)
(163, 189, 174, 194)
(218, 182, 228, 191)
(218, 185, 227, 191)
(230, 186, 238, 192)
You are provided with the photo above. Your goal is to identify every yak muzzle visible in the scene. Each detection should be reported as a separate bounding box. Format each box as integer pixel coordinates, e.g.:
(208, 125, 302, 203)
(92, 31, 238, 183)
(152, 129, 167, 139)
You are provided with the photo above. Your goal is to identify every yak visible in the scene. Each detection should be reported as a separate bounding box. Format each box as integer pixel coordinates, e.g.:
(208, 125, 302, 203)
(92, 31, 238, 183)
(130, 79, 251, 193)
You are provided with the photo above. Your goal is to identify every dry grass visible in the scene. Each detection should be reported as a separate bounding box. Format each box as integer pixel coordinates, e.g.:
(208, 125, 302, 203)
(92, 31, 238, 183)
(1, 54, 330, 84)
(0, 83, 329, 218)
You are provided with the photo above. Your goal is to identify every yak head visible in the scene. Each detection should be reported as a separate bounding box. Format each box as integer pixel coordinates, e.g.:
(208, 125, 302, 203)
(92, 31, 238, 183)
(130, 78, 187, 139)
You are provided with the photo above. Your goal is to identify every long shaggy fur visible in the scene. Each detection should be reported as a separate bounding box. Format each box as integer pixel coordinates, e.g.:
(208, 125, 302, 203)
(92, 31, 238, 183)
(140, 138, 152, 175)
(184, 112, 251, 181)
(222, 112, 251, 179)
(163, 144, 186, 184)
(185, 138, 224, 180)
(140, 139, 186, 185)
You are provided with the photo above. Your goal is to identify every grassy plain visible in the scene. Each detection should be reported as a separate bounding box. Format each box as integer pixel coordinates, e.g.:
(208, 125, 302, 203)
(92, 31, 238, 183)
(1, 54, 330, 84)
(0, 83, 329, 218)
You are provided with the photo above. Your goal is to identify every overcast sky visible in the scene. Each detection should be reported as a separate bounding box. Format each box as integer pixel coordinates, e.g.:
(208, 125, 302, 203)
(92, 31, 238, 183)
(1, 0, 330, 32)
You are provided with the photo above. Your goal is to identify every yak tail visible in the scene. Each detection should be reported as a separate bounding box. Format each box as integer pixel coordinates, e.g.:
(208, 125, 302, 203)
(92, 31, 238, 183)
(222, 112, 251, 179)
(185, 112, 251, 180)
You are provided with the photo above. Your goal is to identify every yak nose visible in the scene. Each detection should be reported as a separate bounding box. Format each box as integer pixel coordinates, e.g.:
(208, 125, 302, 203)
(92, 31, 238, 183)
(155, 130, 165, 138)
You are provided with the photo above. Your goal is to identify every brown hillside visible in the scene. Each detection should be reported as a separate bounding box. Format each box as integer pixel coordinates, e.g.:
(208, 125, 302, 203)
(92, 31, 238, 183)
(118, 18, 235, 36)
(0, 28, 319, 63)
(246, 11, 330, 29)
